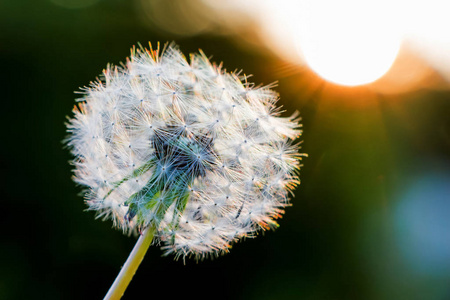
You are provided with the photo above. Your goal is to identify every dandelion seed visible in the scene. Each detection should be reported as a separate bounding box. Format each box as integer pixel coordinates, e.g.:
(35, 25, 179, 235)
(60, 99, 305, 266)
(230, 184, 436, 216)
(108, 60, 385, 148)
(66, 42, 305, 298)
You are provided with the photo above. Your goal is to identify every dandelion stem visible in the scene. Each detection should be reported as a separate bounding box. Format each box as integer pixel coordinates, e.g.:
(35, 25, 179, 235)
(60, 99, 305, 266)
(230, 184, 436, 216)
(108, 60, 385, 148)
(104, 227, 155, 300)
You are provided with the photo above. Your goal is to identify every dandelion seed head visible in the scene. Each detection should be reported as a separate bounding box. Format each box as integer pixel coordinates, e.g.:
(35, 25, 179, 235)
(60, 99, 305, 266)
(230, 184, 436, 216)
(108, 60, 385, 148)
(66, 42, 304, 259)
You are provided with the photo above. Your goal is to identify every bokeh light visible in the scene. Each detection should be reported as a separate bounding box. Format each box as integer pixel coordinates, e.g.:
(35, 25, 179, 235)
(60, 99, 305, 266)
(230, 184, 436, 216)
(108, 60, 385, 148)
(394, 172, 450, 275)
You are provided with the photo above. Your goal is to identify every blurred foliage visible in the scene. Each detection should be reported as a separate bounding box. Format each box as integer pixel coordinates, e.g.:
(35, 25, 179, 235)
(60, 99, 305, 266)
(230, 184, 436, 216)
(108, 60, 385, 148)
(1, 0, 449, 299)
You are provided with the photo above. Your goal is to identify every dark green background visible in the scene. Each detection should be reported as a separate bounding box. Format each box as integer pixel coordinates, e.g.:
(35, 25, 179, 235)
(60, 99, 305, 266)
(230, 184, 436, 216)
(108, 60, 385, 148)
(1, 1, 450, 299)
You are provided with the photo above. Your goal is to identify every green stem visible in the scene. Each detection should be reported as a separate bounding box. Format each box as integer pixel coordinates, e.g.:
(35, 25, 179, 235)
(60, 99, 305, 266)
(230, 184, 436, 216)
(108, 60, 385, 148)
(104, 227, 155, 300)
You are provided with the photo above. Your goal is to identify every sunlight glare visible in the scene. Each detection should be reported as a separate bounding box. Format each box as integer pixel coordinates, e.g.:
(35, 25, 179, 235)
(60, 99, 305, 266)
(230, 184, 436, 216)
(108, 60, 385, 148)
(402, 0, 450, 80)
(265, 0, 402, 86)
(199, 0, 450, 90)
(297, 0, 401, 86)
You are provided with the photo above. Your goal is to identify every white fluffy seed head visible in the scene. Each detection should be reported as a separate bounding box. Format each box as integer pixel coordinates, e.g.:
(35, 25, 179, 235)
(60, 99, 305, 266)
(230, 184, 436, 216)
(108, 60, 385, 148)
(66, 42, 304, 260)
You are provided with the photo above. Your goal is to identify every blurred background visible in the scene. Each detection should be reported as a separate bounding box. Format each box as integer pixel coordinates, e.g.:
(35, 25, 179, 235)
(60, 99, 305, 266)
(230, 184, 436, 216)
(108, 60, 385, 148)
(1, 0, 450, 299)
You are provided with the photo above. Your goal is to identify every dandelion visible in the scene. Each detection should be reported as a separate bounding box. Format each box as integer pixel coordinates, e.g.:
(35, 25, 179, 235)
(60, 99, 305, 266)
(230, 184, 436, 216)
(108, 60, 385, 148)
(66, 42, 304, 299)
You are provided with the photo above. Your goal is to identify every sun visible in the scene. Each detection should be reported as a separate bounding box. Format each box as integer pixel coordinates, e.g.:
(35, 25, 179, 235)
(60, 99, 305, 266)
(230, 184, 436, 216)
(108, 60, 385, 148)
(266, 0, 402, 86)
(297, 0, 401, 86)
(299, 33, 401, 86)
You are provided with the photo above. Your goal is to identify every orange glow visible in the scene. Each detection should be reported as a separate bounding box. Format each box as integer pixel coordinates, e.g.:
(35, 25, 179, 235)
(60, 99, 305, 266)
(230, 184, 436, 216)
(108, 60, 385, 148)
(265, 0, 401, 86)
